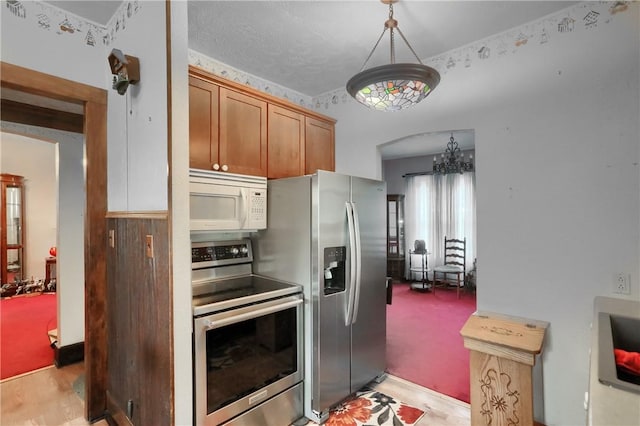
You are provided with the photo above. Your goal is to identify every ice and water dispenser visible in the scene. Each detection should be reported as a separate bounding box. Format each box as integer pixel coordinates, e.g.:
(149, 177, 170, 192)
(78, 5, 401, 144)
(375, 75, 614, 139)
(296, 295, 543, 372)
(323, 246, 346, 295)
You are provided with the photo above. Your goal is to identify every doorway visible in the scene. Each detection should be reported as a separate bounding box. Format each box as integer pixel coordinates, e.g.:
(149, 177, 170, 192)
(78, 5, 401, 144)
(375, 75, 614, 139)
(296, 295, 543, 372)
(0, 135, 61, 379)
(381, 130, 477, 403)
(1, 62, 108, 421)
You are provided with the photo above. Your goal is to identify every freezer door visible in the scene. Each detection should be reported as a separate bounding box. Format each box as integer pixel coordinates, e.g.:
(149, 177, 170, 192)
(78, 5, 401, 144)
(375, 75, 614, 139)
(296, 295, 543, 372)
(312, 171, 352, 414)
(350, 176, 387, 393)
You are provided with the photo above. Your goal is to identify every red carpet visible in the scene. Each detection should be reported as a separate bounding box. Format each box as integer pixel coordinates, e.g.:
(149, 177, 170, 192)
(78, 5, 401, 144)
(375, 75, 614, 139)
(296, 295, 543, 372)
(386, 282, 475, 403)
(0, 293, 57, 380)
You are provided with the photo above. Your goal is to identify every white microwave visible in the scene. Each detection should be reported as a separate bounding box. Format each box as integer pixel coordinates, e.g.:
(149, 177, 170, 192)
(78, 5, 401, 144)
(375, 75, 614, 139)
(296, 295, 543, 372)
(189, 169, 267, 232)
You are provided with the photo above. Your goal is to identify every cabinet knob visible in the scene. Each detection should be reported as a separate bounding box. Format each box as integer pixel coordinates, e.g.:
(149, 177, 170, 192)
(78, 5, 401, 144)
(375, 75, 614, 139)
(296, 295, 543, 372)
(221, 164, 229, 172)
(212, 163, 220, 171)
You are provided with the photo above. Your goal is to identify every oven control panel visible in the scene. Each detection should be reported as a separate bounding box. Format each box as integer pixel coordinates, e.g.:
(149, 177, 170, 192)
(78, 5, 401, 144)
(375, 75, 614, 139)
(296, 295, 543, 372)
(192, 240, 253, 268)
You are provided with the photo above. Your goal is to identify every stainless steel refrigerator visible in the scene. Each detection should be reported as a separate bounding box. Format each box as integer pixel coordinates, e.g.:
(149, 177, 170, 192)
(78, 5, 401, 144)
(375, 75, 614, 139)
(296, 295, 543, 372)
(251, 170, 387, 423)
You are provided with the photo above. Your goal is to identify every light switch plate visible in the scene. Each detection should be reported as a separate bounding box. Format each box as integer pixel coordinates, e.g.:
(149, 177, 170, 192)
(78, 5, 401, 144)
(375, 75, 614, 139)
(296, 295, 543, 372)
(145, 235, 154, 258)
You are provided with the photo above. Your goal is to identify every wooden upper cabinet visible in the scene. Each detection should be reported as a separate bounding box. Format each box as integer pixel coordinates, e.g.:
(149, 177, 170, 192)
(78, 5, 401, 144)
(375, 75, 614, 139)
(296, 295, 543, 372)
(267, 105, 305, 179)
(188, 66, 335, 178)
(219, 87, 268, 177)
(305, 116, 335, 174)
(189, 76, 219, 170)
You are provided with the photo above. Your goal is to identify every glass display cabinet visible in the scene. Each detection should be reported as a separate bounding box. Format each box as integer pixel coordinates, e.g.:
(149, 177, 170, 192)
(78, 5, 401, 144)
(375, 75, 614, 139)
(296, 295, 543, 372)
(1, 174, 25, 285)
(386, 194, 405, 280)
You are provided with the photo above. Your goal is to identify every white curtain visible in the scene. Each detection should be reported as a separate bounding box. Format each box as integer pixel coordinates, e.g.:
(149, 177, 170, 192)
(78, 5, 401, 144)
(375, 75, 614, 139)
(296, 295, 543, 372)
(404, 172, 476, 278)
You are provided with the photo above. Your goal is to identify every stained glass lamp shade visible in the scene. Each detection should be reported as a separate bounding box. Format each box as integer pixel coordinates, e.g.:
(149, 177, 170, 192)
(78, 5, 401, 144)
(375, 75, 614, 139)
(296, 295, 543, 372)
(346, 0, 441, 112)
(346, 63, 440, 112)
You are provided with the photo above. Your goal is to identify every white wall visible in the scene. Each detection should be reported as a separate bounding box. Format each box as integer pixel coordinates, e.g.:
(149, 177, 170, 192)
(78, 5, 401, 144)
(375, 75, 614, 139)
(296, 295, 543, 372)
(0, 127, 85, 346)
(0, 133, 56, 280)
(320, 4, 640, 425)
(107, 2, 168, 211)
(56, 133, 85, 345)
(1, 2, 107, 89)
(1, 0, 168, 212)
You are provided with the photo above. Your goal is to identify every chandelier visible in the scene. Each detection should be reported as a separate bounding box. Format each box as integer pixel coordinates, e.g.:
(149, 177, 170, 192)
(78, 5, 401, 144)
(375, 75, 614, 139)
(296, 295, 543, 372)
(346, 0, 440, 112)
(433, 133, 474, 174)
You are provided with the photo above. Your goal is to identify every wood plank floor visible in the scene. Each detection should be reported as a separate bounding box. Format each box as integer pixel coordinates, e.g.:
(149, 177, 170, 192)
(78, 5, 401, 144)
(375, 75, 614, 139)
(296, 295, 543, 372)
(372, 374, 471, 426)
(0, 362, 108, 426)
(0, 363, 469, 425)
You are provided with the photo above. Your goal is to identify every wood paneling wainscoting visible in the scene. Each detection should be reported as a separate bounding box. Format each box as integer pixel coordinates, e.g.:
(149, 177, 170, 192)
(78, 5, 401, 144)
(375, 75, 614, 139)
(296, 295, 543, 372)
(106, 213, 172, 425)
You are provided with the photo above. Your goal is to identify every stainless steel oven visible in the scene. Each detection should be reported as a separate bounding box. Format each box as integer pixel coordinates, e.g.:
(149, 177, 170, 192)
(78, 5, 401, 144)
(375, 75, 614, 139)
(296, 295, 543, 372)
(192, 239, 303, 426)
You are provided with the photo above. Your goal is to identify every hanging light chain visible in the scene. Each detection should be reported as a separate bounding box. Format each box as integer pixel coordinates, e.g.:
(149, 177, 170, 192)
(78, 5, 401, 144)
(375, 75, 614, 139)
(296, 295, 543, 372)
(389, 1, 424, 64)
(389, 3, 395, 64)
(358, 27, 388, 72)
(360, 1, 424, 71)
(395, 27, 424, 65)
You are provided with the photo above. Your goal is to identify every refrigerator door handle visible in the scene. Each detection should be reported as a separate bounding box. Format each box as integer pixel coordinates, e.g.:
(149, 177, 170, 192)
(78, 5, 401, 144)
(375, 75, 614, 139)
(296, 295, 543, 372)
(351, 202, 362, 324)
(345, 202, 357, 326)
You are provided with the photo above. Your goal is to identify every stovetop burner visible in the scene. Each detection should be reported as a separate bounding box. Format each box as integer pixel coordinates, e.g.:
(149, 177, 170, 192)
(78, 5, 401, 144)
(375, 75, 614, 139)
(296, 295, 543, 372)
(192, 274, 301, 317)
(191, 238, 301, 317)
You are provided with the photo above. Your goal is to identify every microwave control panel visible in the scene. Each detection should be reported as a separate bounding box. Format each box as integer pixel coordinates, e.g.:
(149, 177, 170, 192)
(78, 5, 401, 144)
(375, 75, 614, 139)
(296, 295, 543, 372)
(248, 189, 267, 229)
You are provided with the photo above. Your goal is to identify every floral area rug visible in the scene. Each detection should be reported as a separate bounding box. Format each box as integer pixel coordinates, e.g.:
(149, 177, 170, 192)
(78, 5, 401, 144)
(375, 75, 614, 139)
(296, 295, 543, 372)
(310, 390, 425, 426)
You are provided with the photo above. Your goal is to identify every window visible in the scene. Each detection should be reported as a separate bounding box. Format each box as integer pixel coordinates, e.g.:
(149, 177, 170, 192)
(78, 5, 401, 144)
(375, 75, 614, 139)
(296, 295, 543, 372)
(404, 173, 476, 276)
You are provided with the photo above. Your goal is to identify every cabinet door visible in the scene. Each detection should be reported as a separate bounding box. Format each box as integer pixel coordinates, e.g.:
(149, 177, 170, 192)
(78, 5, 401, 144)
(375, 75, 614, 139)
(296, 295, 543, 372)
(305, 117, 335, 174)
(267, 105, 305, 179)
(219, 87, 267, 176)
(189, 77, 219, 170)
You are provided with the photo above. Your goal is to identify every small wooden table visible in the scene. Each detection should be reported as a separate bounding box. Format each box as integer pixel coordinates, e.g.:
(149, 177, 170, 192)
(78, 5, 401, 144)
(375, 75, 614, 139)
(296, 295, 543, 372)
(460, 312, 548, 426)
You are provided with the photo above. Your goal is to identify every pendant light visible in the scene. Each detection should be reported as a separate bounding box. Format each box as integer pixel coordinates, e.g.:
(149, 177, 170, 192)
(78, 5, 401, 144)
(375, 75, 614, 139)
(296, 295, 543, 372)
(433, 133, 474, 174)
(346, 0, 440, 112)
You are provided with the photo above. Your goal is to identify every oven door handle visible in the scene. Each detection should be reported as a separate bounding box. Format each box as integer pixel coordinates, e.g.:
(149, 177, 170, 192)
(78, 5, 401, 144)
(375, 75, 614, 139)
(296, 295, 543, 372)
(203, 298, 303, 331)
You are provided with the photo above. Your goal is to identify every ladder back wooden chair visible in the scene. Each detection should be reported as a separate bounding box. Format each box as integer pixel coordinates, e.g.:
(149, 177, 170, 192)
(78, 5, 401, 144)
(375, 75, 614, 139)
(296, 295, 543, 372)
(432, 237, 466, 298)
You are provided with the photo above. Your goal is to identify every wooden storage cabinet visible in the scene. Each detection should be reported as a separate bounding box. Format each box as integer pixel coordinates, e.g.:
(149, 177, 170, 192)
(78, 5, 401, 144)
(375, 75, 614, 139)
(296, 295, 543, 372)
(189, 76, 267, 176)
(189, 76, 219, 170)
(461, 313, 548, 426)
(219, 87, 268, 176)
(305, 116, 335, 174)
(189, 65, 335, 178)
(268, 104, 305, 179)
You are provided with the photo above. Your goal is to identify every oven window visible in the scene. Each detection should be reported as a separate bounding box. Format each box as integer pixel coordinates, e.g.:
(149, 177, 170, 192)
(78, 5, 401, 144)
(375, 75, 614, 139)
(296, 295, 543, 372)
(205, 307, 297, 414)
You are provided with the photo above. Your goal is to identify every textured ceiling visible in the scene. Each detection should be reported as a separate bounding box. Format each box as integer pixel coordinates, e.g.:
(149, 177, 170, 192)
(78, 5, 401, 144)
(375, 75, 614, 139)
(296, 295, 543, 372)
(188, 1, 577, 97)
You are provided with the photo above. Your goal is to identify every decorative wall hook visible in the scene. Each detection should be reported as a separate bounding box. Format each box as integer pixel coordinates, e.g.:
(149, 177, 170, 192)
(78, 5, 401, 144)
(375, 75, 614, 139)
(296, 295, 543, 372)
(108, 48, 140, 95)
